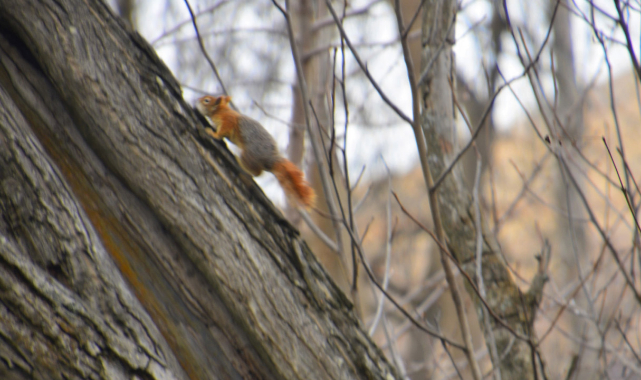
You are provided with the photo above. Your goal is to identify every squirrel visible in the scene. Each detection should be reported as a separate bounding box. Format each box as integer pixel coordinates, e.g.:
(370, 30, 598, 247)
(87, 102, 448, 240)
(196, 95, 315, 209)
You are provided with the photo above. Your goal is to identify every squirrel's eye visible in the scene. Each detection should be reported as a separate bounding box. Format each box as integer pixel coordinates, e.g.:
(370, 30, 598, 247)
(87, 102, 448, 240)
(203, 98, 210, 104)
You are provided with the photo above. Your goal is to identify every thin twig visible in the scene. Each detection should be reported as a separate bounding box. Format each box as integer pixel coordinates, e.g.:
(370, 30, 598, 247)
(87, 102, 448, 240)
(153, 0, 232, 45)
(493, 152, 550, 235)
(297, 209, 338, 253)
(335, 9, 360, 294)
(603, 138, 641, 235)
(431, 64, 543, 192)
(613, 0, 641, 80)
(558, 155, 641, 303)
(311, 0, 385, 32)
(368, 163, 394, 336)
(324, 0, 412, 124)
(335, 210, 466, 348)
(402, 0, 427, 39)
(183, 0, 230, 98)
(392, 192, 531, 342)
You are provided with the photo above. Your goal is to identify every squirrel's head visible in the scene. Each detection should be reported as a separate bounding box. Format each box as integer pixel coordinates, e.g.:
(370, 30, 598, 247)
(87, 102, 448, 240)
(196, 95, 232, 116)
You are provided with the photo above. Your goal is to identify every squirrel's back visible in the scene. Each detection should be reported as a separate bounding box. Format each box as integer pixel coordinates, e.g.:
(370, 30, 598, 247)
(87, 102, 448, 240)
(237, 115, 280, 170)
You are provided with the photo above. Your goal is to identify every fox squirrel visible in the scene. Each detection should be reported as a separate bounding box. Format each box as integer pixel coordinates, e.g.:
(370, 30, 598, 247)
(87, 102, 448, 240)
(196, 95, 315, 208)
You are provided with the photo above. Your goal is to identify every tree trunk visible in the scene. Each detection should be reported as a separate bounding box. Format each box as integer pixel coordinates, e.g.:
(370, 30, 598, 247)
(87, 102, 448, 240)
(0, 1, 399, 379)
(420, 0, 547, 378)
(287, 0, 353, 298)
(548, 1, 592, 377)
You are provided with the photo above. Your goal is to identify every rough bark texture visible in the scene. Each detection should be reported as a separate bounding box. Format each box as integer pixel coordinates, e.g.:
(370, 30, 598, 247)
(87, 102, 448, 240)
(394, 2, 507, 376)
(0, 1, 400, 379)
(420, 1, 545, 378)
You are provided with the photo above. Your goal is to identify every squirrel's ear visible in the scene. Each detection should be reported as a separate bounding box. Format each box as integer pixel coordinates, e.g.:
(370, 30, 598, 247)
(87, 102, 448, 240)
(213, 96, 223, 105)
(224, 96, 232, 103)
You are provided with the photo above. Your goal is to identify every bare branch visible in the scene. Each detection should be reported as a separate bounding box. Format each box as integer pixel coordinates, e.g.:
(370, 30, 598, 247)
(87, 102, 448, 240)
(183, 0, 230, 97)
(324, 0, 412, 124)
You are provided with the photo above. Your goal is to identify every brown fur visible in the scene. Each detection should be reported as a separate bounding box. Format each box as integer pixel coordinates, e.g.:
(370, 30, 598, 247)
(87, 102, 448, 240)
(197, 95, 315, 208)
(272, 159, 316, 208)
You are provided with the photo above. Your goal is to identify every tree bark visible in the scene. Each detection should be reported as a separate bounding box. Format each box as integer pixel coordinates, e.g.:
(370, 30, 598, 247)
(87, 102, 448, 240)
(420, 0, 547, 378)
(0, 1, 399, 379)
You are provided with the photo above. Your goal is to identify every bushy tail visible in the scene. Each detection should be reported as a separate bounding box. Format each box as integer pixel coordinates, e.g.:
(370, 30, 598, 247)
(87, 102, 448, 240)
(271, 159, 315, 208)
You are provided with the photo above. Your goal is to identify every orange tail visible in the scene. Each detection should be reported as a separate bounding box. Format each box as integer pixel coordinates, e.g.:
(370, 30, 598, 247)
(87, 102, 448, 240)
(271, 159, 316, 208)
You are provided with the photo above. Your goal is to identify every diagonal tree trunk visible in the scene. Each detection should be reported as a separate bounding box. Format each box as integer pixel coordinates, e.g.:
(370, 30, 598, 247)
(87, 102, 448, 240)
(0, 1, 400, 379)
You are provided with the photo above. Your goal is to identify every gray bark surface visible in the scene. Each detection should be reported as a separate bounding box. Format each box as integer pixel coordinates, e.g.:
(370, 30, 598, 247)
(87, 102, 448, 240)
(420, 0, 547, 378)
(0, 1, 399, 379)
